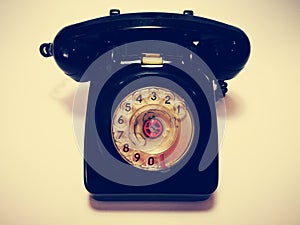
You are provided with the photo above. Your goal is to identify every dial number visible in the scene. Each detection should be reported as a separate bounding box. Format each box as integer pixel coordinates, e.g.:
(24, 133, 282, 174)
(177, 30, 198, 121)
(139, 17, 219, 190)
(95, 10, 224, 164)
(174, 102, 187, 119)
(118, 116, 124, 124)
(123, 144, 129, 152)
(165, 95, 171, 104)
(124, 103, 131, 112)
(150, 92, 157, 101)
(136, 94, 142, 103)
(117, 131, 124, 139)
(148, 156, 155, 166)
(133, 153, 140, 162)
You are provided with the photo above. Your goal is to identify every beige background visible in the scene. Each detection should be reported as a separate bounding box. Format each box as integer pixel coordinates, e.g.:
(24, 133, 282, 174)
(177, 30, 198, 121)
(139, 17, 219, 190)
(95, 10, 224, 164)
(1, 0, 300, 224)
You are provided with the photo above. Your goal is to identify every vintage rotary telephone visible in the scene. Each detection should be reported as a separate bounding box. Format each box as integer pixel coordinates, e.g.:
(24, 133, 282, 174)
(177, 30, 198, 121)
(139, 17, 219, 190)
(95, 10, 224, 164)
(40, 10, 250, 200)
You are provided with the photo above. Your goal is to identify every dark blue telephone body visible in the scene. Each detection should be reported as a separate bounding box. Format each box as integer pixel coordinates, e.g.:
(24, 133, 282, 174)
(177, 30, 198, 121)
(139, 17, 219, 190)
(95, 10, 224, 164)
(40, 10, 250, 201)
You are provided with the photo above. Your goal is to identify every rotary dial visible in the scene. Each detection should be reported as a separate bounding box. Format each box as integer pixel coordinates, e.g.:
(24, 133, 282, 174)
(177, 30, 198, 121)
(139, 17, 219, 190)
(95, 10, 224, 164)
(112, 87, 194, 171)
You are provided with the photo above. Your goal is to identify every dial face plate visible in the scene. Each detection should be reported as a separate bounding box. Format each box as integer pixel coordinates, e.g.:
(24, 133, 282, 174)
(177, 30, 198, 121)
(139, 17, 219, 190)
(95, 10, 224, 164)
(111, 86, 194, 171)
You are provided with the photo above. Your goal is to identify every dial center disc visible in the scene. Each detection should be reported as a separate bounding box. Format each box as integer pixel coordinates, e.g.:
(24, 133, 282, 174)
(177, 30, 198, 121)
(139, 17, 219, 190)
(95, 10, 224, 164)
(143, 118, 163, 139)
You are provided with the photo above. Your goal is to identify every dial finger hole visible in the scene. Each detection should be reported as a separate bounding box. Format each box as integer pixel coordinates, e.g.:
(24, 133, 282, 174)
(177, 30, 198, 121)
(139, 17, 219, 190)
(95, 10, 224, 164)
(161, 90, 175, 108)
(131, 151, 145, 166)
(132, 89, 149, 107)
(145, 155, 158, 168)
(121, 101, 133, 114)
(174, 101, 187, 119)
(113, 114, 128, 128)
(148, 88, 159, 102)
(112, 129, 127, 141)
